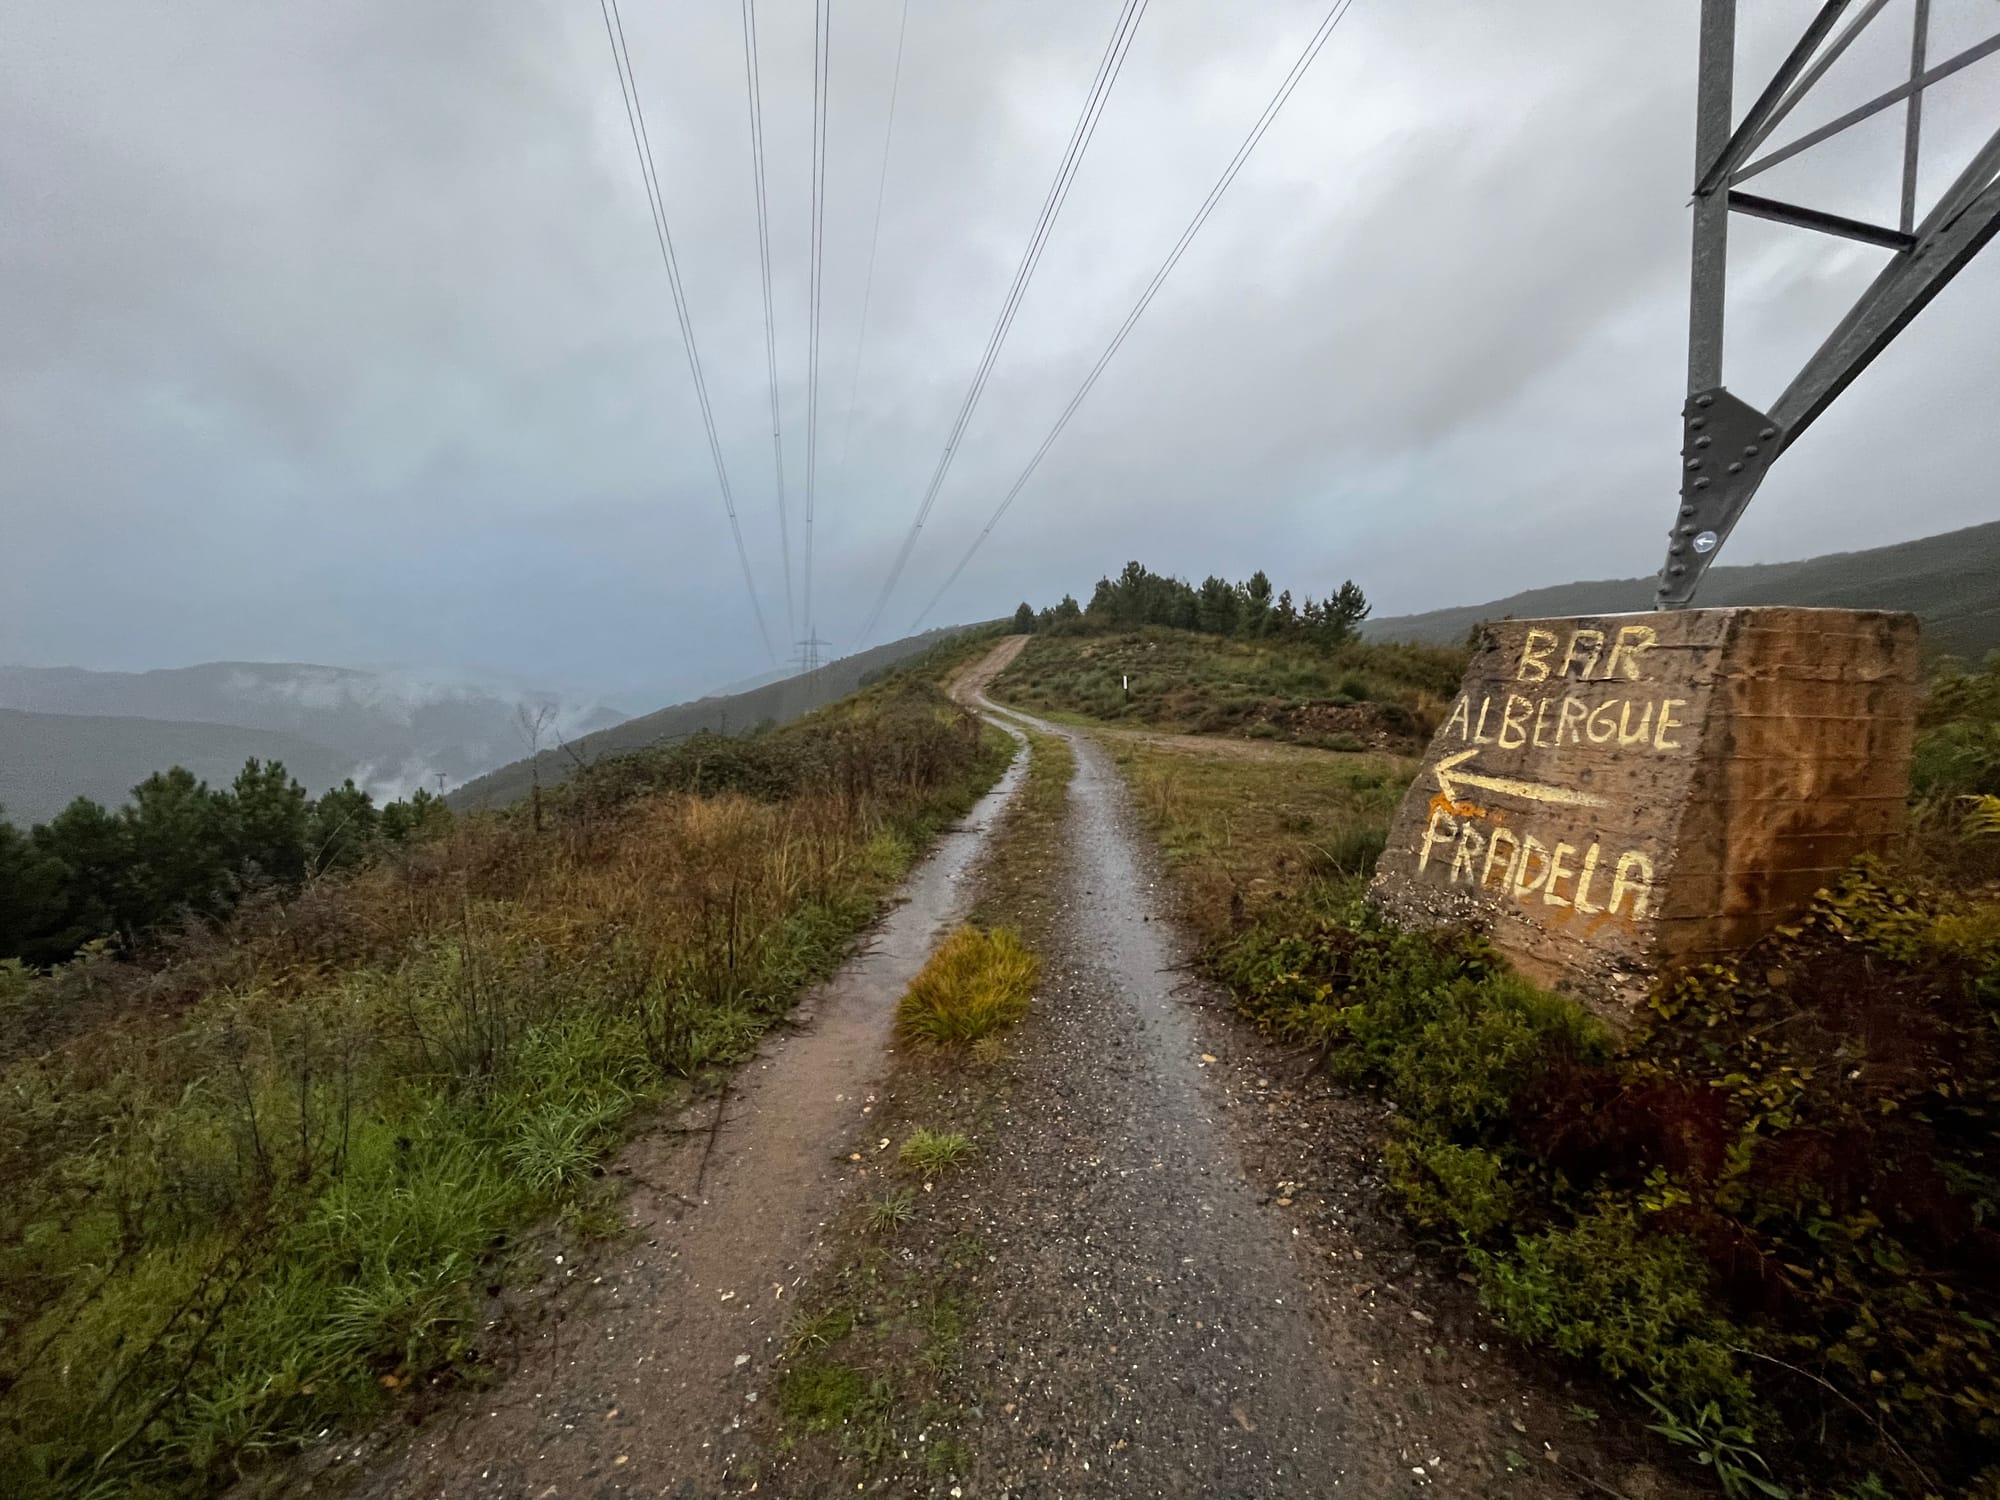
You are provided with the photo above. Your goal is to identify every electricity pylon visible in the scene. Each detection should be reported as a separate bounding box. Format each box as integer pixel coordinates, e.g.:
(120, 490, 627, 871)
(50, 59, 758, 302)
(1660, 0, 2000, 607)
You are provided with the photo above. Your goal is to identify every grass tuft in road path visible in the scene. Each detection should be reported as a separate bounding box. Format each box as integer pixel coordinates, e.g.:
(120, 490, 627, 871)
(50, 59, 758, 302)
(898, 1128, 973, 1175)
(894, 925, 1038, 1047)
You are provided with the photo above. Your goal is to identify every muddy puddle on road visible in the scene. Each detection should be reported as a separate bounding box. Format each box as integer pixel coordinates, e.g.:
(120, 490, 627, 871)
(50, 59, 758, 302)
(332, 724, 1030, 1500)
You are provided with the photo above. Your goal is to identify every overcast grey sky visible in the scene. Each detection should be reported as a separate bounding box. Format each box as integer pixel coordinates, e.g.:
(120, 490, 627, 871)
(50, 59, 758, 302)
(3, 0, 1996, 704)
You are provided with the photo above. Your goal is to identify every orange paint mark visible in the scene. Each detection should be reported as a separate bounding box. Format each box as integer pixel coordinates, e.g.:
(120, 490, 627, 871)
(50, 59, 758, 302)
(1428, 793, 1487, 820)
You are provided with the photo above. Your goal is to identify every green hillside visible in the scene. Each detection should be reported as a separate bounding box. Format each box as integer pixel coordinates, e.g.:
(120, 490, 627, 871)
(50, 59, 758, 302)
(1365, 519, 2000, 659)
(0, 708, 355, 827)
(448, 627, 980, 810)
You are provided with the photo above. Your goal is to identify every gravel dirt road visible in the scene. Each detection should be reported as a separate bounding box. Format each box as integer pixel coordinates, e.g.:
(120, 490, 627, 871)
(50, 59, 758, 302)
(314, 639, 1684, 1499)
(934, 700, 1361, 1496)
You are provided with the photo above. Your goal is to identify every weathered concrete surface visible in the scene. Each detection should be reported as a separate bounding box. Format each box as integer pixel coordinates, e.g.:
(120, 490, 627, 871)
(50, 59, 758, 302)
(1370, 606, 1918, 1016)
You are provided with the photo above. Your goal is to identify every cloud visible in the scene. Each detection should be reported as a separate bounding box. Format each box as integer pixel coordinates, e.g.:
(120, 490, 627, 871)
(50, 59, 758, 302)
(3, 0, 1995, 696)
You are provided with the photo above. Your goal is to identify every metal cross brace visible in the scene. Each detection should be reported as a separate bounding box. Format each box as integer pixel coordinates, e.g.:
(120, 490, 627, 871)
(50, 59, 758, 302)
(1659, 0, 2000, 607)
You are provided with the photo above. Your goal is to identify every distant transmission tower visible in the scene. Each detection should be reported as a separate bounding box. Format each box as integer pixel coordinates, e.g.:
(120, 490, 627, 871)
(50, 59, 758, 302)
(795, 631, 832, 679)
(1660, 0, 2000, 607)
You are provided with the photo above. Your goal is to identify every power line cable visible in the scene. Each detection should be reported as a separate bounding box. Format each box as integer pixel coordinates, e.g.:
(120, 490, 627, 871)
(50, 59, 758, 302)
(836, 0, 912, 473)
(911, 0, 1360, 632)
(598, 0, 777, 662)
(853, 0, 1151, 645)
(855, 0, 1147, 643)
(802, 0, 833, 644)
(739, 0, 795, 644)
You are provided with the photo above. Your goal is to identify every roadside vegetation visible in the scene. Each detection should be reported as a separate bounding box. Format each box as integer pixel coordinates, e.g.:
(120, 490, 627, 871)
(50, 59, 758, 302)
(993, 561, 1467, 751)
(0, 674, 1011, 1498)
(1094, 650, 2000, 1500)
(1909, 652, 2000, 882)
(1103, 738, 1411, 933)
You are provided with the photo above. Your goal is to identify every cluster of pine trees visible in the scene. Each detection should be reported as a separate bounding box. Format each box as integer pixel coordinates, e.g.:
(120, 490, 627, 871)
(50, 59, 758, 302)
(0, 761, 449, 968)
(1012, 561, 1370, 645)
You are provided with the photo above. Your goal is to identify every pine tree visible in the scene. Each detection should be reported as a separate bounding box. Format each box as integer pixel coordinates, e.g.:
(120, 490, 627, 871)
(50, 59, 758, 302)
(1242, 570, 1274, 637)
(0, 809, 65, 964)
(309, 781, 380, 872)
(32, 797, 129, 956)
(1323, 579, 1371, 645)
(1196, 575, 1240, 636)
(232, 758, 310, 885)
(379, 786, 451, 844)
(123, 768, 236, 932)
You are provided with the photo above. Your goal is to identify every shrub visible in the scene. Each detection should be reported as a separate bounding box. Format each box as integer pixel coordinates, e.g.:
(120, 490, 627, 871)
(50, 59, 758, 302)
(1472, 1202, 1755, 1424)
(1384, 973, 1604, 1135)
(1910, 719, 2000, 803)
(1385, 1131, 1515, 1240)
(895, 927, 1039, 1047)
(1210, 860, 2000, 1493)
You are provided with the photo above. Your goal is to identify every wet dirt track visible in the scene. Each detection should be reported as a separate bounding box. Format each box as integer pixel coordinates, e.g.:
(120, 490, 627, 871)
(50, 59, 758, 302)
(949, 700, 1361, 1497)
(330, 722, 1030, 1500)
(322, 641, 1672, 1499)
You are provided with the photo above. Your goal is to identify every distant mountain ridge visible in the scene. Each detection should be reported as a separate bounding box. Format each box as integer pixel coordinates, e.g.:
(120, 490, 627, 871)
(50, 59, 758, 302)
(449, 628, 974, 811)
(1364, 520, 2000, 659)
(0, 661, 628, 803)
(0, 708, 357, 827)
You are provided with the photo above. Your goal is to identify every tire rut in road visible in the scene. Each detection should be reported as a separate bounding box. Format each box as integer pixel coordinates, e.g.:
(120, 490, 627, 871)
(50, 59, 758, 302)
(950, 702, 1363, 1497)
(329, 723, 1031, 1500)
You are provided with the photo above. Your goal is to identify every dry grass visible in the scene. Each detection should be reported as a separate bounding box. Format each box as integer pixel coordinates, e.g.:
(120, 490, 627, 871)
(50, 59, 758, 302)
(0, 687, 1011, 1497)
(894, 926, 1039, 1048)
(1104, 737, 1414, 943)
(992, 628, 1466, 751)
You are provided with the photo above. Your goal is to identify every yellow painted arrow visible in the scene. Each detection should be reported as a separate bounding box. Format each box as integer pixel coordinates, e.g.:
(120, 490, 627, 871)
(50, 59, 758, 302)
(1433, 747, 1605, 809)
